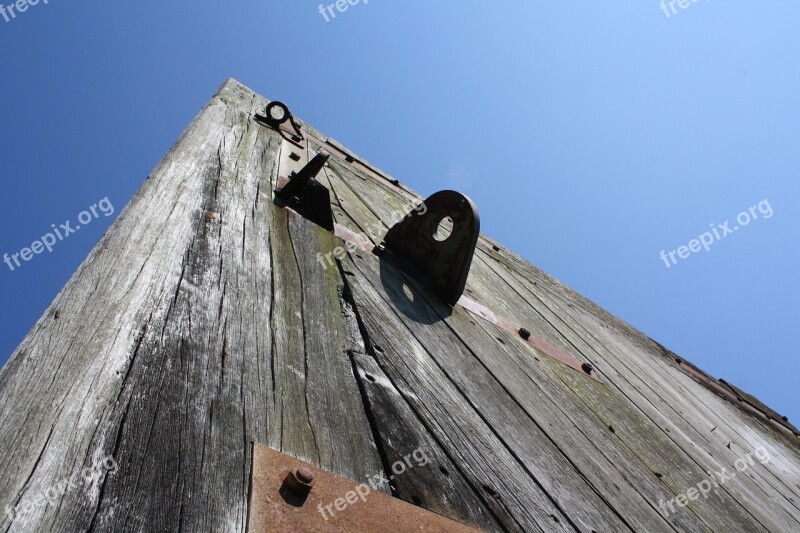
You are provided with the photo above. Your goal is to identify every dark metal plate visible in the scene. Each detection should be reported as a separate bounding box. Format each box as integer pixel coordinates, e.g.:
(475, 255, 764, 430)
(381, 190, 480, 306)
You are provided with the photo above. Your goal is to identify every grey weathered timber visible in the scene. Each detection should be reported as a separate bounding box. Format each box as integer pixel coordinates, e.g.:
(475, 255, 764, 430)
(0, 78, 798, 532)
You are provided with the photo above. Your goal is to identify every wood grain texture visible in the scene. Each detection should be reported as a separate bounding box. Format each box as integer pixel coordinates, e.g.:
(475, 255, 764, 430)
(0, 78, 797, 532)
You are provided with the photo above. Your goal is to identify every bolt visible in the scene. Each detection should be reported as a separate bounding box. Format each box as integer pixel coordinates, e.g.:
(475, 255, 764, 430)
(518, 328, 531, 340)
(296, 467, 315, 484)
(286, 467, 316, 496)
(581, 362, 594, 374)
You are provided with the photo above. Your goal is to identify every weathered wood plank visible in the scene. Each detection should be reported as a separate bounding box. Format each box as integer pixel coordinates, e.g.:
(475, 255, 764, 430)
(350, 352, 501, 531)
(343, 250, 633, 532)
(496, 257, 800, 530)
(477, 250, 789, 531)
(317, 123, 800, 531)
(0, 80, 384, 532)
(338, 254, 575, 532)
(400, 277, 705, 533)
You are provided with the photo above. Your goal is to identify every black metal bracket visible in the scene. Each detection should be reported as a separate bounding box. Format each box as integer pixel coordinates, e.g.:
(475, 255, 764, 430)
(255, 101, 304, 141)
(274, 151, 334, 231)
(378, 190, 480, 306)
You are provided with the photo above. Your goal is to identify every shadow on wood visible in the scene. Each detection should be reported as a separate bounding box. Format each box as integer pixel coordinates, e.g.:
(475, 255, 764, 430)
(380, 257, 453, 324)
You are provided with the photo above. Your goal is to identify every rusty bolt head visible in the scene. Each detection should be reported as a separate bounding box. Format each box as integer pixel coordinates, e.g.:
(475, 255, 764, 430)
(286, 467, 316, 496)
(518, 328, 531, 340)
(296, 467, 315, 484)
(581, 362, 594, 374)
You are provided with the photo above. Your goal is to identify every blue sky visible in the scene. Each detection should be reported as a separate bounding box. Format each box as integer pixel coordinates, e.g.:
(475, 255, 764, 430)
(0, 1, 797, 423)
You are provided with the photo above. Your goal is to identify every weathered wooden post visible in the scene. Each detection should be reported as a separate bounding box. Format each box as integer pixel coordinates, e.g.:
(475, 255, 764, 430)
(1, 79, 798, 532)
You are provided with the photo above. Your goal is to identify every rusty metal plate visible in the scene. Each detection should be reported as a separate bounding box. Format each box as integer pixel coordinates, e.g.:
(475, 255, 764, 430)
(247, 443, 480, 533)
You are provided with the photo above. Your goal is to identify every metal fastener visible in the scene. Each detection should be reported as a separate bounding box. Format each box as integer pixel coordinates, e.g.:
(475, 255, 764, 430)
(581, 362, 594, 374)
(286, 467, 316, 496)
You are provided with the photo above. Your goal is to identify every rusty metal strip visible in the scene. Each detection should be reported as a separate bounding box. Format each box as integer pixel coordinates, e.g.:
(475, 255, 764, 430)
(334, 222, 377, 254)
(718, 378, 796, 432)
(247, 443, 480, 532)
(673, 359, 798, 437)
(326, 220, 599, 381)
(459, 295, 600, 381)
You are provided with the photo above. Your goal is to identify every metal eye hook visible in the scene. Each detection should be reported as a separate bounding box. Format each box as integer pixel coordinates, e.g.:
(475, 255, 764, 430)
(258, 101, 304, 140)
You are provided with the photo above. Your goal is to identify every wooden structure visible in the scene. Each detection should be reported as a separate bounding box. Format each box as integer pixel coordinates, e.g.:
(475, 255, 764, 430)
(0, 79, 798, 532)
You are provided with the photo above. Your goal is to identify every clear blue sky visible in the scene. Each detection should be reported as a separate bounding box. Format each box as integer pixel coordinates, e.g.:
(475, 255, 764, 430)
(1, 1, 797, 423)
